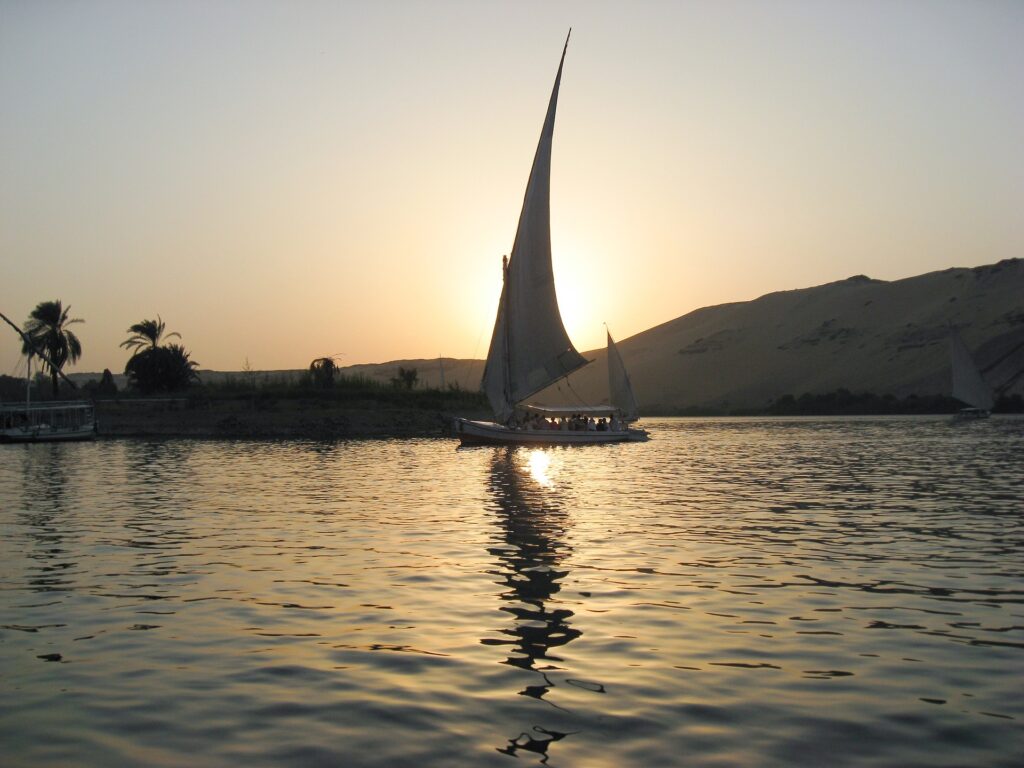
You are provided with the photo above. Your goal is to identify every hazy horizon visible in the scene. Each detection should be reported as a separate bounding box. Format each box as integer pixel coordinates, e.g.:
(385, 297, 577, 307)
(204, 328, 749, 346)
(3, 0, 1022, 376)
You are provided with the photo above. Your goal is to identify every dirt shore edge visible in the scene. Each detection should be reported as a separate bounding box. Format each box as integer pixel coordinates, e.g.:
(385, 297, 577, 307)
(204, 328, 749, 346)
(95, 399, 488, 440)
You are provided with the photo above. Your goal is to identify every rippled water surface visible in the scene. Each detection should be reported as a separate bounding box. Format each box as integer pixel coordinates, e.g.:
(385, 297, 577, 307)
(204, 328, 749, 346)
(2, 417, 1022, 767)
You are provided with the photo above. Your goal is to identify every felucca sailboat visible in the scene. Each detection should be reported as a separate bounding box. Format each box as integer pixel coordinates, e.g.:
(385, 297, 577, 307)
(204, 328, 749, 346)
(950, 330, 994, 419)
(454, 33, 648, 446)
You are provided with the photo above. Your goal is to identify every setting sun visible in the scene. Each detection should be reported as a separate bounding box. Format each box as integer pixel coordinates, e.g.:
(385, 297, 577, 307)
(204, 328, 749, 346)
(2, 2, 1020, 379)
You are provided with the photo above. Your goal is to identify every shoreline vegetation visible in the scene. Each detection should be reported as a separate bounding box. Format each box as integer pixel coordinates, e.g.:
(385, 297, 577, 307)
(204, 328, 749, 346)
(111, 373, 491, 439)
(3, 371, 1022, 439)
(1, 370, 492, 439)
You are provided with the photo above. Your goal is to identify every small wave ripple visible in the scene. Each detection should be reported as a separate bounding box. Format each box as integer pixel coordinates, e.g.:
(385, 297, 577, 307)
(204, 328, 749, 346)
(1, 417, 1021, 766)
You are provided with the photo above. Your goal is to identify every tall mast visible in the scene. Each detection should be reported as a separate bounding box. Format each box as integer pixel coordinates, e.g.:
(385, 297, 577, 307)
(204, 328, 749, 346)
(502, 254, 512, 411)
(0, 310, 79, 394)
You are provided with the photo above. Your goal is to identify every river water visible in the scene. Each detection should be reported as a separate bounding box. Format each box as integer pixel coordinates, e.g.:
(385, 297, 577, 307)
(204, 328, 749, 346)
(1, 417, 1021, 767)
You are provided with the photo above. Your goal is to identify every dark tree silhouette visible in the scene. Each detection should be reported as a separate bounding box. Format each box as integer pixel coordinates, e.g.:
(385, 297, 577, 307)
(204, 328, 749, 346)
(392, 366, 418, 389)
(121, 317, 197, 394)
(22, 300, 83, 397)
(120, 316, 180, 355)
(124, 344, 199, 394)
(97, 369, 118, 397)
(309, 357, 338, 389)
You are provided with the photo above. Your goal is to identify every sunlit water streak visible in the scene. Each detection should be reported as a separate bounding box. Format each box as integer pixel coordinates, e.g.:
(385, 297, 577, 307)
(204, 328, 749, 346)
(1, 416, 1021, 767)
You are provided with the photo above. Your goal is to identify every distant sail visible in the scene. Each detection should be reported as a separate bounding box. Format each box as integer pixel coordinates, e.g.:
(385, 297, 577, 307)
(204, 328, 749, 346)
(950, 331, 994, 411)
(607, 329, 639, 421)
(482, 32, 588, 423)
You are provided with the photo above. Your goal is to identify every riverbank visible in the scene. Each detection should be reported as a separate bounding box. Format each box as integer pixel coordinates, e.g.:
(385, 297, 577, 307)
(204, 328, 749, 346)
(73, 397, 1024, 440)
(95, 397, 488, 439)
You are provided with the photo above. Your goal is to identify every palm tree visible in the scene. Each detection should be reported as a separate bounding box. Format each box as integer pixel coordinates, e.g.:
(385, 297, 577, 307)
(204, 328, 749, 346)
(309, 357, 338, 388)
(120, 316, 180, 356)
(120, 316, 198, 394)
(22, 300, 84, 397)
(124, 343, 199, 394)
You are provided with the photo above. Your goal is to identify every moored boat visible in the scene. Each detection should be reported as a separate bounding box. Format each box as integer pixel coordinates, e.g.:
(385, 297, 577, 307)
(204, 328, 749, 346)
(1, 400, 97, 443)
(0, 310, 97, 443)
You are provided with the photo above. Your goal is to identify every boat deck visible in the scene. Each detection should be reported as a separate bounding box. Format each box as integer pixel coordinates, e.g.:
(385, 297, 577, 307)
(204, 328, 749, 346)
(1, 401, 97, 443)
(454, 418, 647, 446)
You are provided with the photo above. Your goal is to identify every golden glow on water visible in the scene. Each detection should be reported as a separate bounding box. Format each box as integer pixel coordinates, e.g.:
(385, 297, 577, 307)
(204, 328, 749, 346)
(525, 448, 553, 487)
(1, 418, 1023, 767)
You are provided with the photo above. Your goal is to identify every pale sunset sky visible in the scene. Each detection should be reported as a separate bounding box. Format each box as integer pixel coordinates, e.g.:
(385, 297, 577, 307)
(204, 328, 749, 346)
(1, 0, 1021, 377)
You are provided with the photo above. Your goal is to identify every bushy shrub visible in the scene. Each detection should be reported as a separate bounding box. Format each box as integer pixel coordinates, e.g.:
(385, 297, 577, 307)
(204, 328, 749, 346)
(125, 344, 199, 394)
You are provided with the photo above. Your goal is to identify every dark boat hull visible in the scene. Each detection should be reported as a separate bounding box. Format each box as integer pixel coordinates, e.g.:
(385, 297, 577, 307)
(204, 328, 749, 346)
(453, 418, 647, 446)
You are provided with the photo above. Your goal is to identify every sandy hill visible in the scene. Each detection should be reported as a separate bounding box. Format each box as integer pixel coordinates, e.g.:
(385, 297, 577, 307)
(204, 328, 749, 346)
(536, 258, 1024, 412)
(65, 259, 1022, 412)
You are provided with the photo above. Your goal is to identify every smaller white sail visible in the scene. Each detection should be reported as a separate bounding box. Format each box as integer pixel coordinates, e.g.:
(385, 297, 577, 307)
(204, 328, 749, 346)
(950, 331, 994, 411)
(607, 329, 639, 421)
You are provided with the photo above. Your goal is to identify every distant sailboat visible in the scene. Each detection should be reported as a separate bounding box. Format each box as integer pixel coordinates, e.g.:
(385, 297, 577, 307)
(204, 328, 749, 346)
(607, 329, 639, 422)
(454, 33, 647, 446)
(950, 330, 994, 418)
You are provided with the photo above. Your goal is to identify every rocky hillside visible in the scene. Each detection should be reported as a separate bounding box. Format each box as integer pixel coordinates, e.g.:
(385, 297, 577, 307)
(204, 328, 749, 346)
(539, 258, 1024, 412)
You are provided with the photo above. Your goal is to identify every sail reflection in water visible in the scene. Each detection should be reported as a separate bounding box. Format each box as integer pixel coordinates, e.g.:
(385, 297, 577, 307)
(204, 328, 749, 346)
(484, 448, 585, 761)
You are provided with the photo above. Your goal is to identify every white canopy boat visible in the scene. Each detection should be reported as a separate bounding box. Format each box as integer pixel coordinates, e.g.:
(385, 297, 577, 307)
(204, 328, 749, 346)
(1, 398, 97, 443)
(454, 33, 648, 447)
(950, 330, 994, 419)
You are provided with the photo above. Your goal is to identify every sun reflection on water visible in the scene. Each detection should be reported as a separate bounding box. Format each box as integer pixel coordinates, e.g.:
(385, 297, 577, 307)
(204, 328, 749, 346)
(487, 446, 580, 762)
(526, 449, 553, 487)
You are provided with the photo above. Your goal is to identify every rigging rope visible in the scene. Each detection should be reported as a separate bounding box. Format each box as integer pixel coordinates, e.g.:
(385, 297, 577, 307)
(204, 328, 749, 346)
(557, 373, 591, 408)
(466, 322, 487, 390)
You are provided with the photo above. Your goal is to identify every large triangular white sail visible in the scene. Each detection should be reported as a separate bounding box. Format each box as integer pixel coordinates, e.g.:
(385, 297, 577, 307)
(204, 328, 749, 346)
(482, 32, 588, 422)
(607, 329, 639, 421)
(950, 331, 994, 411)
